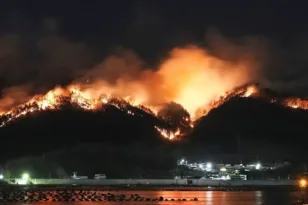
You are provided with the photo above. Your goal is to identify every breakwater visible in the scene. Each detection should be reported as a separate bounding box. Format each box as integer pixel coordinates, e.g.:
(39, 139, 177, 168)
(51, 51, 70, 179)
(0, 190, 199, 202)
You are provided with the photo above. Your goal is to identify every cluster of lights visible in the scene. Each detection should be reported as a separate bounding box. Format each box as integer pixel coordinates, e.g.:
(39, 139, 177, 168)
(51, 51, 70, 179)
(198, 163, 212, 170)
(0, 173, 29, 180)
(177, 159, 266, 181)
(220, 175, 231, 180)
(178, 159, 213, 172)
(179, 158, 262, 172)
(179, 159, 188, 165)
(0, 171, 31, 185)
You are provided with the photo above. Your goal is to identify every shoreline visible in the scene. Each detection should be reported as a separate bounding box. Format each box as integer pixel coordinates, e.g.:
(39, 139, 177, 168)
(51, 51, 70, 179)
(1, 178, 301, 191)
(0, 184, 300, 192)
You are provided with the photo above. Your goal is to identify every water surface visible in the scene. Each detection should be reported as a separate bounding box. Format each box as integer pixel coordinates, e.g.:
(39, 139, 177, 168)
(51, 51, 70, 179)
(4, 190, 302, 205)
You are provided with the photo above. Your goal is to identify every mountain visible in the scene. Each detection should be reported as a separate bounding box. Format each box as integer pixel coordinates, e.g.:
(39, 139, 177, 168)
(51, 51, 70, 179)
(187, 96, 308, 159)
(0, 103, 182, 178)
(0, 104, 173, 160)
(1, 87, 308, 177)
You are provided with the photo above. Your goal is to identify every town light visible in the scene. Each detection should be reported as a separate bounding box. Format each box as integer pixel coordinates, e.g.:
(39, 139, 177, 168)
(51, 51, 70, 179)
(206, 162, 212, 169)
(220, 167, 227, 172)
(299, 179, 307, 188)
(22, 173, 30, 180)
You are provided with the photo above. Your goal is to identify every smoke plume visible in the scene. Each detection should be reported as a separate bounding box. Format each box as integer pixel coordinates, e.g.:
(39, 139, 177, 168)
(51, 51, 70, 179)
(0, 27, 270, 118)
(71, 45, 263, 118)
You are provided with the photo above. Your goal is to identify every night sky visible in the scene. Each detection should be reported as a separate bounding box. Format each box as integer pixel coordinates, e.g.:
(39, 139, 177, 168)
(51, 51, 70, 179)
(0, 1, 307, 91)
(2, 1, 306, 40)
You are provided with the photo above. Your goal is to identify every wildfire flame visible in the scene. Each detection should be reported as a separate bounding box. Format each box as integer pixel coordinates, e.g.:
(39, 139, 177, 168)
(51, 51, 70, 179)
(0, 47, 308, 140)
(154, 126, 181, 140)
(282, 98, 308, 110)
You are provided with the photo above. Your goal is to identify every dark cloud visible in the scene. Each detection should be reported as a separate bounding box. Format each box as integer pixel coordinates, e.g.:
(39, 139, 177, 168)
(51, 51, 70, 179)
(36, 36, 92, 85)
(0, 30, 93, 89)
(255, 34, 308, 95)
(204, 28, 308, 95)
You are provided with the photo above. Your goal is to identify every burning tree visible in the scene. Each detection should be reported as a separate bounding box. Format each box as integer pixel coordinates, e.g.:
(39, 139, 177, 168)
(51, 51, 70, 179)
(158, 102, 192, 130)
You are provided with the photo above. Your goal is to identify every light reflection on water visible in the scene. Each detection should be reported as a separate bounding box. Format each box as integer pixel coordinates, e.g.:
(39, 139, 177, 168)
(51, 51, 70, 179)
(6, 190, 301, 205)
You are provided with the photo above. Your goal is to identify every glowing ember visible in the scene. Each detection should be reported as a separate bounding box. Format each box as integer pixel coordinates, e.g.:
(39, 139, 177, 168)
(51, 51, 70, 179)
(282, 98, 308, 110)
(154, 126, 181, 140)
(243, 85, 258, 97)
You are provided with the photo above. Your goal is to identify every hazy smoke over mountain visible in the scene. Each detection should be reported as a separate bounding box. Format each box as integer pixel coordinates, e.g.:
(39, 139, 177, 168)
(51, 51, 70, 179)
(0, 25, 270, 118)
(0, 18, 307, 116)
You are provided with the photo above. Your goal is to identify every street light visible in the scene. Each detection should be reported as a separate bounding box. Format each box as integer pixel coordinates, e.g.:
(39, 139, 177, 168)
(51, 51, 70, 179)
(0, 174, 3, 180)
(22, 173, 30, 180)
(256, 163, 261, 170)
